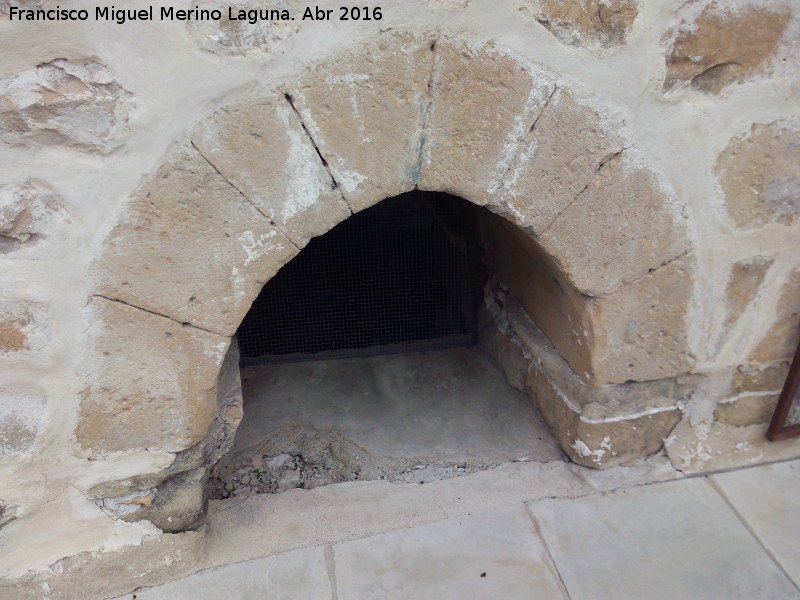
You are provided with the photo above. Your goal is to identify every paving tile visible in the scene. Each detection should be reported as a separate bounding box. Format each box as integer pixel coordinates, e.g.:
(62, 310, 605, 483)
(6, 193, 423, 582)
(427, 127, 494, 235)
(333, 504, 567, 600)
(712, 459, 800, 585)
(113, 546, 332, 600)
(530, 477, 800, 600)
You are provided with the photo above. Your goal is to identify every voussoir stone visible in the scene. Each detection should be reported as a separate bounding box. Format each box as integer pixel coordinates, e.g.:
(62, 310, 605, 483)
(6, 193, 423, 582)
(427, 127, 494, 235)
(192, 91, 350, 248)
(539, 151, 690, 296)
(76, 297, 230, 455)
(0, 57, 133, 153)
(664, 3, 791, 94)
(490, 87, 622, 235)
(584, 256, 695, 385)
(93, 142, 297, 336)
(285, 31, 435, 212)
(751, 267, 800, 363)
(529, 0, 639, 48)
(717, 122, 800, 229)
(418, 39, 555, 206)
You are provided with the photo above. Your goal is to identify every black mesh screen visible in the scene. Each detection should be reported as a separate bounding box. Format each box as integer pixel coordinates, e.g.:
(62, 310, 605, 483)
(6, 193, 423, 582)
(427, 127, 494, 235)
(237, 191, 477, 364)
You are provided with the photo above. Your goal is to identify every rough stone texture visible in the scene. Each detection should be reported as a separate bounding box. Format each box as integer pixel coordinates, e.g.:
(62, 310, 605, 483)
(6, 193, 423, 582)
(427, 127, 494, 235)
(715, 362, 788, 426)
(76, 297, 230, 456)
(0, 180, 64, 254)
(0, 58, 133, 152)
(528, 0, 639, 48)
(192, 92, 350, 247)
(185, 0, 298, 56)
(539, 152, 690, 296)
(717, 122, 800, 229)
(93, 143, 297, 337)
(724, 256, 774, 328)
(285, 32, 435, 212)
(0, 300, 48, 355)
(664, 3, 791, 94)
(0, 386, 45, 456)
(484, 292, 687, 468)
(490, 87, 623, 235)
(585, 256, 695, 385)
(418, 39, 555, 206)
(751, 268, 800, 363)
(89, 341, 243, 532)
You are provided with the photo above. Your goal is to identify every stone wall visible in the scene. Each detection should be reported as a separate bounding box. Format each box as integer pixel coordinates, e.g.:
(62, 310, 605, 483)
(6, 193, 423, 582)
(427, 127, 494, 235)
(0, 0, 798, 583)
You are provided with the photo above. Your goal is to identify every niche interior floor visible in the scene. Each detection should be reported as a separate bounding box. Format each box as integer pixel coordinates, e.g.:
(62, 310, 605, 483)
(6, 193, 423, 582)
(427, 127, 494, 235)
(209, 346, 566, 498)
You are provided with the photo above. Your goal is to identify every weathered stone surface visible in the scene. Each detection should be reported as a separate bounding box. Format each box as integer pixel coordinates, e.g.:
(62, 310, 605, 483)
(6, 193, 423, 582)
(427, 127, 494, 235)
(89, 341, 243, 500)
(751, 268, 800, 362)
(192, 92, 350, 247)
(286, 32, 435, 212)
(715, 362, 789, 426)
(185, 0, 298, 56)
(491, 87, 622, 235)
(539, 152, 690, 296)
(484, 293, 685, 468)
(94, 143, 297, 337)
(0, 58, 133, 152)
(664, 4, 791, 94)
(125, 467, 208, 533)
(0, 300, 48, 355)
(528, 0, 638, 47)
(724, 256, 774, 327)
(76, 297, 230, 455)
(418, 39, 555, 206)
(586, 256, 695, 385)
(479, 212, 594, 384)
(717, 122, 800, 229)
(0, 180, 64, 254)
(0, 385, 45, 456)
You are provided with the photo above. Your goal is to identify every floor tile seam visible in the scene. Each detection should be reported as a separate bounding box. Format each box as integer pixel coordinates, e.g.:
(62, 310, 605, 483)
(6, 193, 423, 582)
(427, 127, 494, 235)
(523, 503, 573, 600)
(324, 545, 339, 600)
(707, 475, 800, 594)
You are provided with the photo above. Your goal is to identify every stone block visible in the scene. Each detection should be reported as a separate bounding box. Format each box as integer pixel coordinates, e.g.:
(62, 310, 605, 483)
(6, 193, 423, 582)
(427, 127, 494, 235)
(0, 180, 65, 254)
(751, 267, 800, 362)
(192, 92, 350, 247)
(585, 256, 695, 385)
(490, 88, 622, 235)
(487, 295, 686, 468)
(0, 300, 48, 355)
(0, 58, 133, 152)
(664, 4, 791, 94)
(715, 361, 788, 427)
(529, 0, 638, 47)
(285, 31, 435, 212)
(0, 385, 45, 456)
(716, 122, 800, 229)
(93, 142, 297, 337)
(539, 151, 690, 296)
(418, 39, 555, 206)
(724, 256, 774, 328)
(76, 297, 230, 455)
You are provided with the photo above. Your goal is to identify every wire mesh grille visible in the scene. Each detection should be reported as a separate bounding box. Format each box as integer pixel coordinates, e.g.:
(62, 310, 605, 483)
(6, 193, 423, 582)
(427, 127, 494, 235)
(237, 191, 476, 364)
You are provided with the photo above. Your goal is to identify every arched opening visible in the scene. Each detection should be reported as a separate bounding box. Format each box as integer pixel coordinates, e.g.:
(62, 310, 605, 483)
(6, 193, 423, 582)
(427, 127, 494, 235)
(208, 191, 567, 499)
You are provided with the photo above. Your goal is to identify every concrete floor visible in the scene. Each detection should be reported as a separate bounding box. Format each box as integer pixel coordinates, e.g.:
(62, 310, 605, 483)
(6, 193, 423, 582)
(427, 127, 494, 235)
(112, 457, 800, 600)
(219, 346, 564, 491)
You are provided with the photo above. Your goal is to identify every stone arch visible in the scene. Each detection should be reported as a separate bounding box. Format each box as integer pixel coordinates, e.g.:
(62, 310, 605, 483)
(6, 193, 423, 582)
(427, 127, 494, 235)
(78, 31, 694, 527)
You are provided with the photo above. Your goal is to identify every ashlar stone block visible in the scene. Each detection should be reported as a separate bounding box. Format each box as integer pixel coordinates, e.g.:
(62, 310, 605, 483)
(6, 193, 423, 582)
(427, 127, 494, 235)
(192, 92, 350, 248)
(94, 142, 297, 337)
(717, 122, 800, 229)
(539, 152, 690, 296)
(490, 87, 623, 235)
(418, 39, 555, 206)
(76, 297, 230, 455)
(285, 31, 435, 212)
